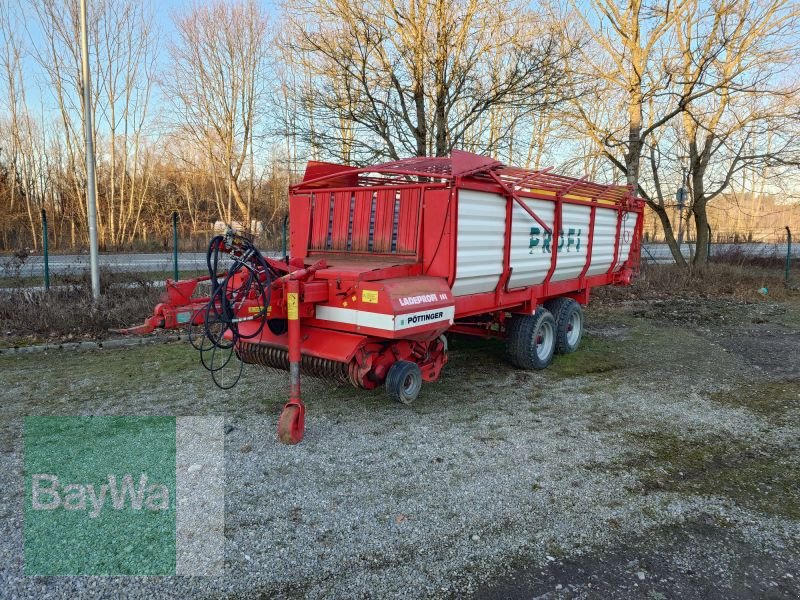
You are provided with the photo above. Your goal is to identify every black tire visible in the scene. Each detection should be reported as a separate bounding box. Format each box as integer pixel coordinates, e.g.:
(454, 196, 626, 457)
(386, 360, 423, 404)
(506, 308, 557, 369)
(544, 297, 583, 354)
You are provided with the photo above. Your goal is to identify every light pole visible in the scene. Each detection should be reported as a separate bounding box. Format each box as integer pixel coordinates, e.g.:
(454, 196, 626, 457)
(79, 0, 100, 301)
(676, 166, 688, 252)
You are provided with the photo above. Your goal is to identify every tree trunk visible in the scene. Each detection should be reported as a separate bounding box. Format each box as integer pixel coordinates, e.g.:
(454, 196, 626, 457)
(229, 178, 250, 222)
(434, 98, 447, 156)
(414, 84, 427, 157)
(647, 201, 687, 266)
(692, 196, 710, 265)
(625, 79, 643, 188)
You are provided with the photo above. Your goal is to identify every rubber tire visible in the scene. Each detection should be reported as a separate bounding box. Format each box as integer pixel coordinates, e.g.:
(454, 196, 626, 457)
(386, 360, 423, 405)
(544, 297, 583, 354)
(506, 308, 557, 370)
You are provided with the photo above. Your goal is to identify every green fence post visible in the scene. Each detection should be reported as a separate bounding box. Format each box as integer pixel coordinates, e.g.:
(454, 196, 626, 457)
(786, 226, 792, 286)
(41, 208, 50, 291)
(172, 211, 179, 281)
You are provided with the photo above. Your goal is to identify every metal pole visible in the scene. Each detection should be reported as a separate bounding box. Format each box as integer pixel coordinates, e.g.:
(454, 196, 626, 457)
(707, 224, 712, 260)
(80, 0, 100, 301)
(677, 167, 686, 251)
(41, 209, 50, 291)
(172, 211, 179, 281)
(282, 214, 289, 262)
(786, 226, 793, 286)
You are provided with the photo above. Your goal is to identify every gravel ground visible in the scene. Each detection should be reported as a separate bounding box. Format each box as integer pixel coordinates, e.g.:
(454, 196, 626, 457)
(0, 296, 798, 598)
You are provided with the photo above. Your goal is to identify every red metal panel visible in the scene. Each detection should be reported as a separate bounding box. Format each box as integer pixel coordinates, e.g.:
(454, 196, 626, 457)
(331, 190, 351, 250)
(451, 271, 621, 319)
(373, 189, 395, 252)
(310, 192, 331, 249)
(289, 194, 311, 259)
(543, 195, 563, 293)
(608, 207, 624, 274)
(236, 321, 366, 363)
(397, 188, 420, 253)
(421, 188, 453, 278)
(351, 190, 373, 252)
(290, 151, 640, 211)
(301, 160, 358, 187)
(578, 204, 598, 284)
(450, 149, 503, 176)
(497, 190, 512, 298)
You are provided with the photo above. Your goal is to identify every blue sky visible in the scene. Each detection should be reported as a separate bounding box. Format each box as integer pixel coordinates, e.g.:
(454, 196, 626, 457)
(16, 0, 280, 114)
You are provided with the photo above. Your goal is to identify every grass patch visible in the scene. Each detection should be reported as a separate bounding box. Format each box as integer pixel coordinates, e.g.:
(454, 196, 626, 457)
(773, 298, 800, 327)
(0, 282, 162, 347)
(624, 431, 800, 520)
(596, 262, 795, 303)
(547, 334, 623, 379)
(1, 342, 199, 398)
(711, 380, 800, 424)
(0, 268, 211, 346)
(433, 335, 509, 393)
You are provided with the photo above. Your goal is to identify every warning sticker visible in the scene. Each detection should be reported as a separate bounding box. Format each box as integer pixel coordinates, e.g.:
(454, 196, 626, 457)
(287, 293, 299, 320)
(361, 290, 379, 304)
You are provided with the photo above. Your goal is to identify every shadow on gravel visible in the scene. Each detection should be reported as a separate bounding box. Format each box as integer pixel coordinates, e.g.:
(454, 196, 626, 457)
(472, 518, 800, 600)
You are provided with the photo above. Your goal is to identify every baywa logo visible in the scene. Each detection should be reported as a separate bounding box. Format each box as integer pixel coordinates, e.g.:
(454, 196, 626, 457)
(24, 416, 177, 575)
(31, 473, 170, 518)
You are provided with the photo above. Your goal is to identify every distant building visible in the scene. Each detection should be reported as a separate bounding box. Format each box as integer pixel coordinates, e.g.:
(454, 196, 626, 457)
(213, 220, 264, 236)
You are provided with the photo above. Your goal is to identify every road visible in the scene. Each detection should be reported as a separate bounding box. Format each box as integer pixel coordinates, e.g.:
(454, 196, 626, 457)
(641, 242, 797, 263)
(1, 252, 210, 277)
(1, 243, 796, 277)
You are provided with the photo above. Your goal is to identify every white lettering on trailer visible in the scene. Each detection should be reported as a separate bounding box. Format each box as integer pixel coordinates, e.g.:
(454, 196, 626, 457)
(315, 306, 454, 331)
(397, 293, 441, 307)
(396, 308, 452, 329)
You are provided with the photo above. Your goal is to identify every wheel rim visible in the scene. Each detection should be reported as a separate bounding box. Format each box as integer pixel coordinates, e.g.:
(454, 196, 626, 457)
(566, 311, 582, 346)
(403, 374, 416, 394)
(535, 321, 555, 360)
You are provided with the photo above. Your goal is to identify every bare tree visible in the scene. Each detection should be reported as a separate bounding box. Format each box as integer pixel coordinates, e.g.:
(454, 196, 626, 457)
(567, 0, 695, 264)
(28, 0, 157, 248)
(566, 0, 800, 265)
(279, 0, 577, 163)
(0, 2, 55, 251)
(166, 0, 271, 225)
(0, 2, 31, 247)
(29, 0, 96, 242)
(675, 0, 800, 263)
(94, 0, 158, 246)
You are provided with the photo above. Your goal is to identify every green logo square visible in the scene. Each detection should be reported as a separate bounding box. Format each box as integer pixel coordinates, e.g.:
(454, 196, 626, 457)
(24, 416, 176, 575)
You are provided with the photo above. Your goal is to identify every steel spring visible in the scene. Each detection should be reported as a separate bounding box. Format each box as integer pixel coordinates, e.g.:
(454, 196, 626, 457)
(238, 342, 350, 384)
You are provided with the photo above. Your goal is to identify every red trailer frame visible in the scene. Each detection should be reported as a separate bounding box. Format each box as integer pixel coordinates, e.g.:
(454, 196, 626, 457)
(288, 150, 643, 331)
(124, 151, 644, 444)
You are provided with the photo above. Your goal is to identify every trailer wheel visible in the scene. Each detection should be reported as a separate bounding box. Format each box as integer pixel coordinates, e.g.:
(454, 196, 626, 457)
(545, 298, 584, 354)
(386, 360, 423, 404)
(506, 308, 557, 369)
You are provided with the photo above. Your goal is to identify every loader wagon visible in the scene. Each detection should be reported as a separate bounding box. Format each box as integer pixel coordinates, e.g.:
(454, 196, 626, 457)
(124, 150, 644, 443)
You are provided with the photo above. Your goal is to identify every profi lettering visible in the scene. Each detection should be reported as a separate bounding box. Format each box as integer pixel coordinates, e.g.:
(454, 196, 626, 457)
(529, 227, 581, 254)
